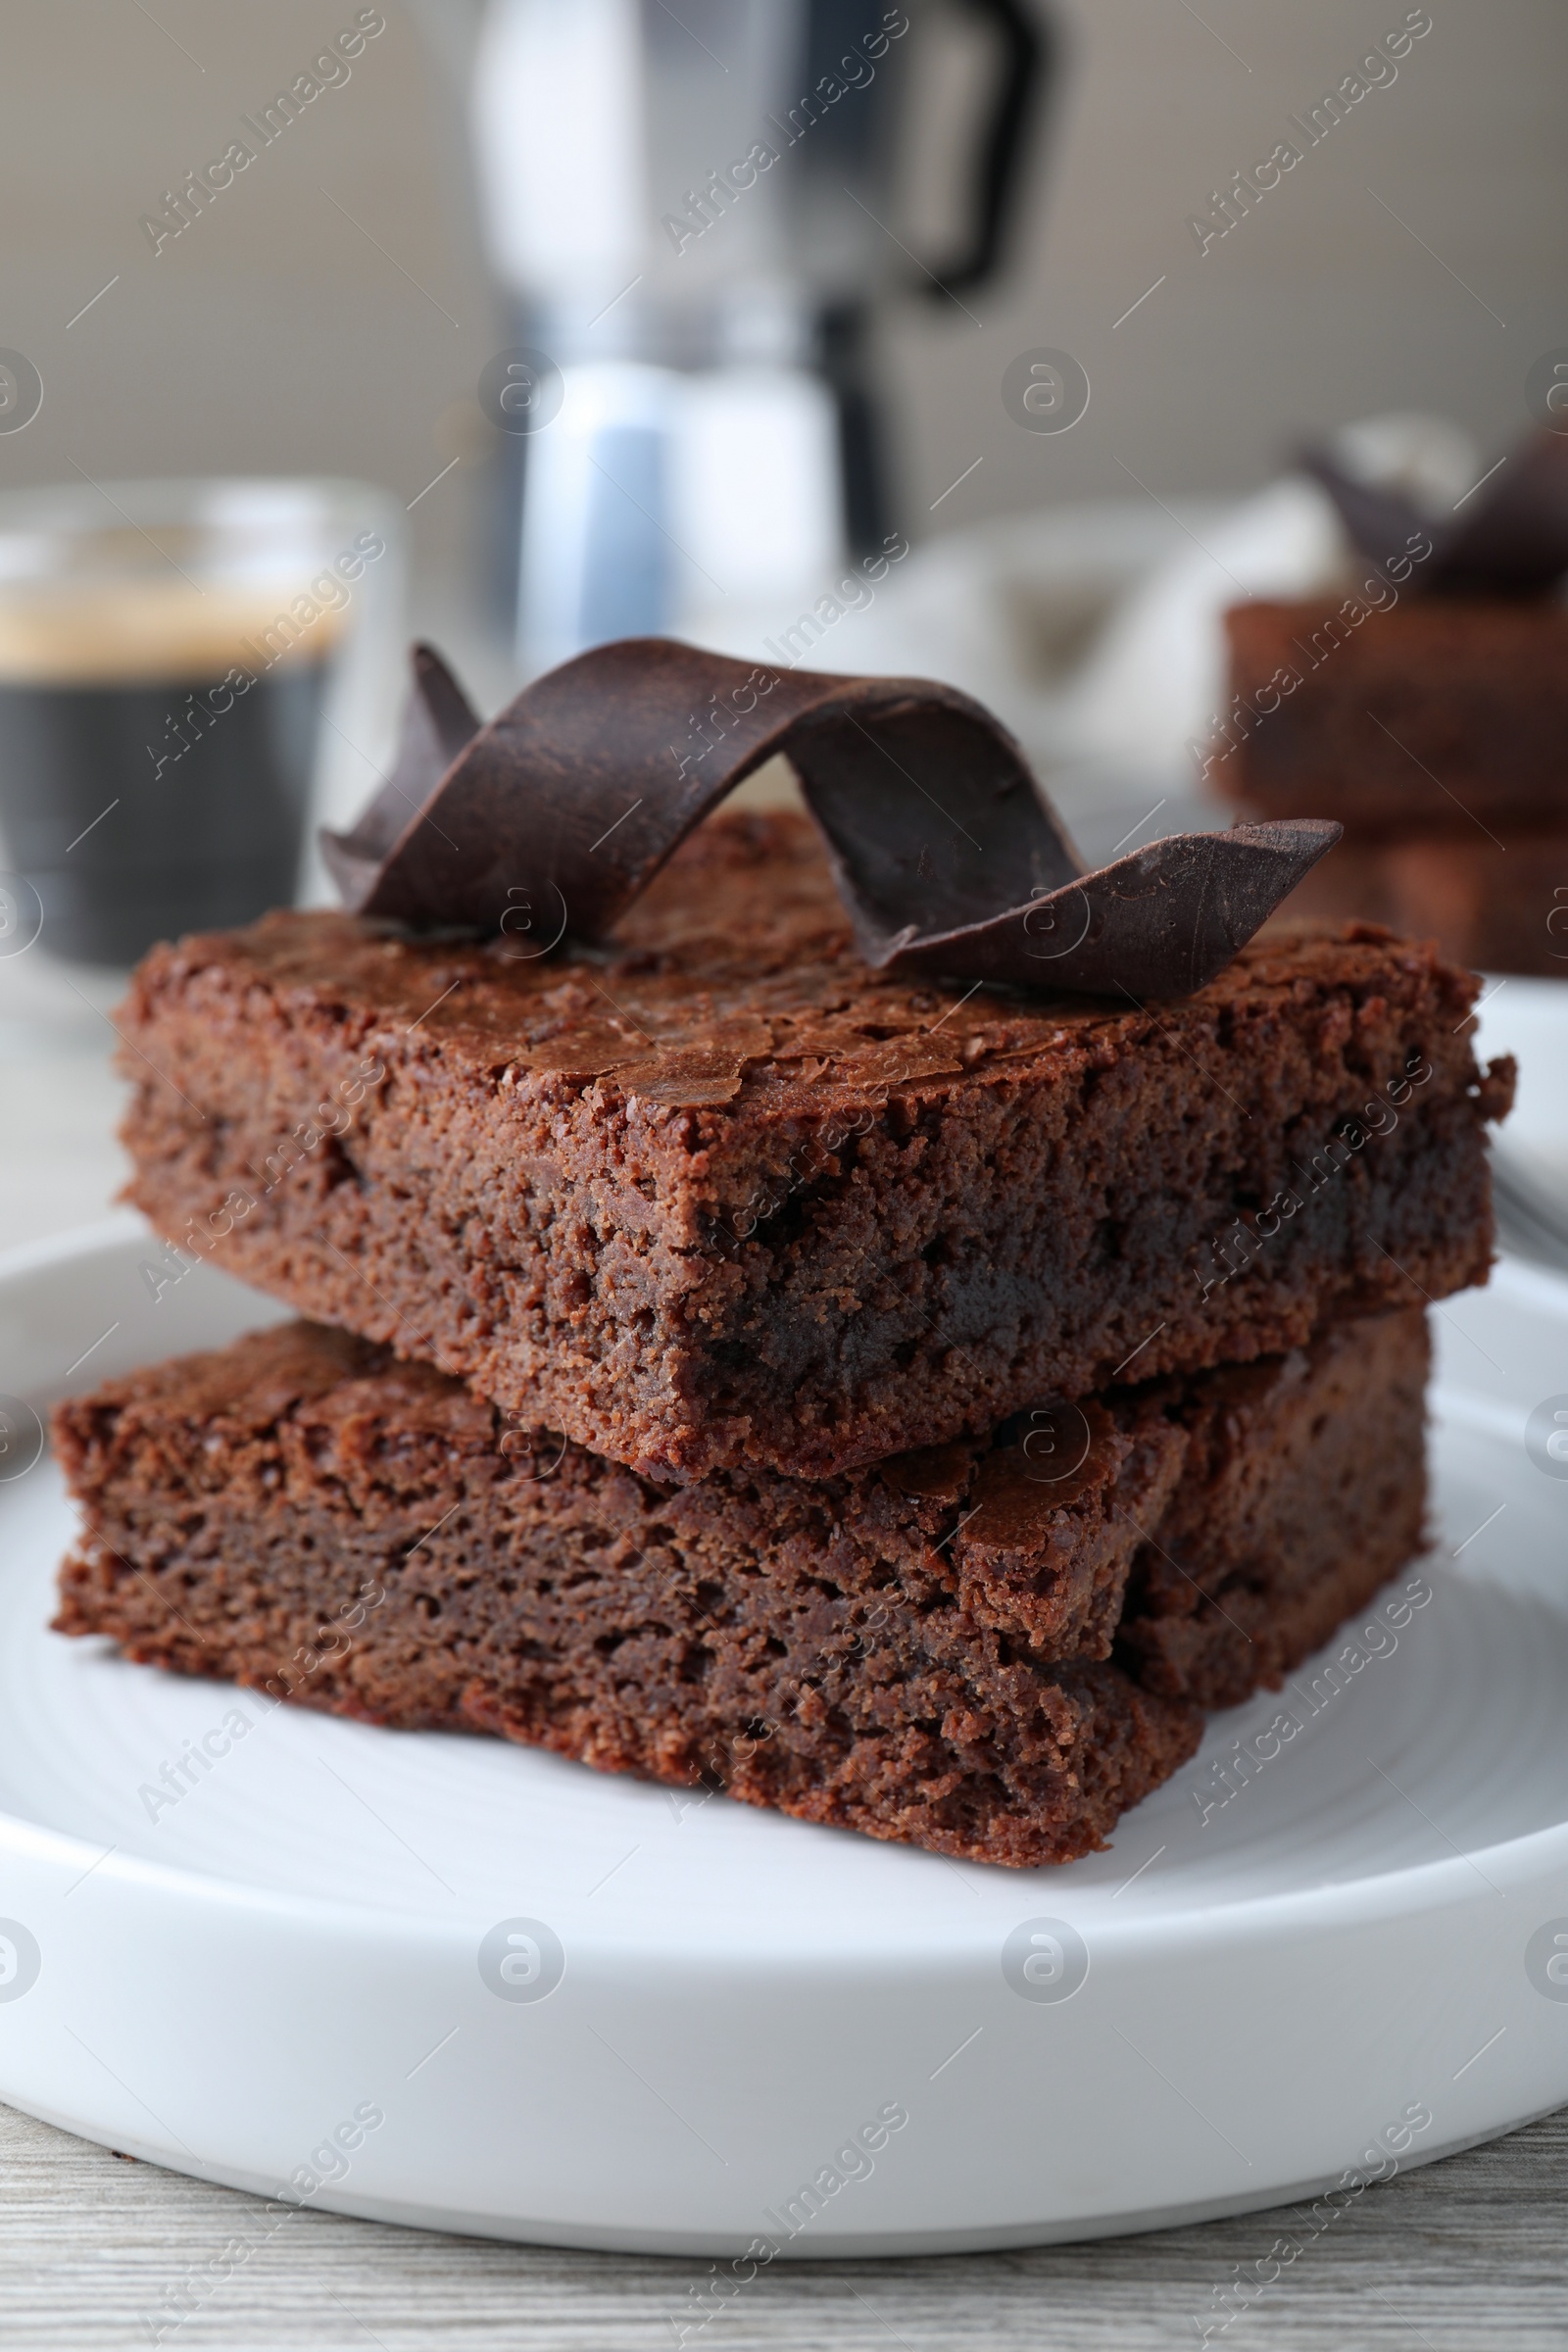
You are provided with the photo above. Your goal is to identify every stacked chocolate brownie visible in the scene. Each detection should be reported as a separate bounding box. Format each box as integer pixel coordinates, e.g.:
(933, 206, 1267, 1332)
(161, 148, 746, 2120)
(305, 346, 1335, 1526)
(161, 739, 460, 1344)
(1220, 597, 1568, 972)
(54, 651, 1515, 1866)
(1212, 432, 1568, 973)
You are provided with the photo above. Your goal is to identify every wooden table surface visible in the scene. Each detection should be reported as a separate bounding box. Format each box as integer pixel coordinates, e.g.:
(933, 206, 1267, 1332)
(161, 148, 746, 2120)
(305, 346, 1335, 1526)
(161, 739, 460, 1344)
(4, 2096, 1565, 2349)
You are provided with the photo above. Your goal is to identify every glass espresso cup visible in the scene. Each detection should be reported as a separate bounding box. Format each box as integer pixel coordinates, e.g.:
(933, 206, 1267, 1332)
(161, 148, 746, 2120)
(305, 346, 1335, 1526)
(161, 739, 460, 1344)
(0, 478, 400, 966)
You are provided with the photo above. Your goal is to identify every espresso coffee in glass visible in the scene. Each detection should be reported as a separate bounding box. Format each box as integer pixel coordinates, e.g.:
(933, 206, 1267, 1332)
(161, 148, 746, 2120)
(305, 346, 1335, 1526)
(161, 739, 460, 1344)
(0, 480, 392, 965)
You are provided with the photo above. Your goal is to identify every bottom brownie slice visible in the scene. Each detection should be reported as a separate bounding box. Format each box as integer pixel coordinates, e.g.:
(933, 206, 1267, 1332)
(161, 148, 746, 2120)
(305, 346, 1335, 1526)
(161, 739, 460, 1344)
(1117, 1303, 1431, 1708)
(51, 1307, 1428, 1868)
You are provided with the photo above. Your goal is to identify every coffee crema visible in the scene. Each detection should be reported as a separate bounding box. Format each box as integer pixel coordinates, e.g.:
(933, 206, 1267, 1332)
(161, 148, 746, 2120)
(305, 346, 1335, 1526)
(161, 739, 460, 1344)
(0, 575, 349, 685)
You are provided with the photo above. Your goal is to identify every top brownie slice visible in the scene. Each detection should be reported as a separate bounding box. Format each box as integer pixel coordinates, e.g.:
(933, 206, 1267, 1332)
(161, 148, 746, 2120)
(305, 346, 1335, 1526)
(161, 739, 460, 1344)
(117, 809, 1512, 1481)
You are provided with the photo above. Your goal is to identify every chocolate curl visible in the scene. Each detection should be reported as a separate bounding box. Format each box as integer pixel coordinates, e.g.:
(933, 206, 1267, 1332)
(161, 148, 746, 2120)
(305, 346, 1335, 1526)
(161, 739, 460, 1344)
(1302, 430, 1568, 599)
(323, 639, 1339, 999)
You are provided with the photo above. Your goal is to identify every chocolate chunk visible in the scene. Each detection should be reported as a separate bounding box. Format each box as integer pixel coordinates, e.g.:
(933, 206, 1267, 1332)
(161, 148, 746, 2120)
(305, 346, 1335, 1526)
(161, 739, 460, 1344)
(883, 1440, 976, 1503)
(964, 1405, 1119, 1542)
(323, 639, 1338, 1001)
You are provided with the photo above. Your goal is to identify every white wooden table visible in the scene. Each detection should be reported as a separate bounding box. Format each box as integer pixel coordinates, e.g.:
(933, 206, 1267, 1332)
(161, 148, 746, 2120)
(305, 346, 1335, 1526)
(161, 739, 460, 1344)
(3, 2096, 1566, 2349)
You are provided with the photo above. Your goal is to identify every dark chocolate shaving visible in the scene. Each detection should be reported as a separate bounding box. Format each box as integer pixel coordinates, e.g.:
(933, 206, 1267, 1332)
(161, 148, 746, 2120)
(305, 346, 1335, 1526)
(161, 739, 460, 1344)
(1302, 430, 1568, 599)
(323, 638, 1338, 999)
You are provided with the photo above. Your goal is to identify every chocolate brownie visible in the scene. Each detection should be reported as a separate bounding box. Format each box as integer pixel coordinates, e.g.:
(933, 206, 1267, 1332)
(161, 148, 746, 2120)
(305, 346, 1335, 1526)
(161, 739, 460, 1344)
(115, 808, 1510, 1481)
(1271, 829, 1568, 979)
(1217, 597, 1568, 835)
(52, 1305, 1427, 1868)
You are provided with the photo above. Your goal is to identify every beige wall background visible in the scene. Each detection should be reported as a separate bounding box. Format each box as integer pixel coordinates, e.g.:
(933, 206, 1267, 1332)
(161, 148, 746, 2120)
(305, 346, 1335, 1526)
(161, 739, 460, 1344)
(0, 0, 1560, 609)
(890, 0, 1564, 521)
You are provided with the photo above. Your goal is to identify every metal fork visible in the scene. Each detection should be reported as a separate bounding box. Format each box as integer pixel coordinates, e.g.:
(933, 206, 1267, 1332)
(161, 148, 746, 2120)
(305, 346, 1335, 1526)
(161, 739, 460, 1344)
(1491, 1146, 1568, 1274)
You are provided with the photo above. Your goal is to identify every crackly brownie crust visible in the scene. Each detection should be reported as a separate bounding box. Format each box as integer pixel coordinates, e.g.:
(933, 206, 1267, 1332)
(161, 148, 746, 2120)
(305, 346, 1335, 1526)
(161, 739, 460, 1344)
(1219, 597, 1568, 835)
(115, 809, 1509, 1481)
(52, 1306, 1427, 1868)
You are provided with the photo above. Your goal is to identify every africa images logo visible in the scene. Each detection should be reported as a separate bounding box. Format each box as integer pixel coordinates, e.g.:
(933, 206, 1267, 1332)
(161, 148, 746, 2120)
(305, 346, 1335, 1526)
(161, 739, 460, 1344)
(0, 1920, 41, 2003)
(477, 1918, 565, 2003)
(1001, 1917, 1090, 2003)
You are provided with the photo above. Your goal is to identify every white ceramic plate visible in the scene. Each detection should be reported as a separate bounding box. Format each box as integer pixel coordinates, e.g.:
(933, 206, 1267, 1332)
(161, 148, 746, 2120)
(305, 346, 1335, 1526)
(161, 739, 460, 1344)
(1474, 974, 1568, 1191)
(1, 1217, 1566, 2256)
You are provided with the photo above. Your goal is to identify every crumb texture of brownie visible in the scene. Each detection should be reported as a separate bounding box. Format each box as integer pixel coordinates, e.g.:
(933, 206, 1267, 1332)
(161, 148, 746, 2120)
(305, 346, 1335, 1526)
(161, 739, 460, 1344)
(53, 1306, 1426, 1868)
(114, 809, 1509, 1481)
(1116, 1303, 1429, 1706)
(1222, 598, 1568, 833)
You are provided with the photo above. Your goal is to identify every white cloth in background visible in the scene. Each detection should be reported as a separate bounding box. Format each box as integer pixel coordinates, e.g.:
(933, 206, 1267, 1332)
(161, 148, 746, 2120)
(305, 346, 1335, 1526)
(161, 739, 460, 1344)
(816, 413, 1483, 793)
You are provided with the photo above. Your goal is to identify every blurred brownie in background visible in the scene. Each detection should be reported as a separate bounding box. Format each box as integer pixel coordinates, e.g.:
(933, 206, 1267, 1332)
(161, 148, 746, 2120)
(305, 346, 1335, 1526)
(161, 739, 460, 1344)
(1220, 597, 1568, 840)
(1211, 431, 1568, 974)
